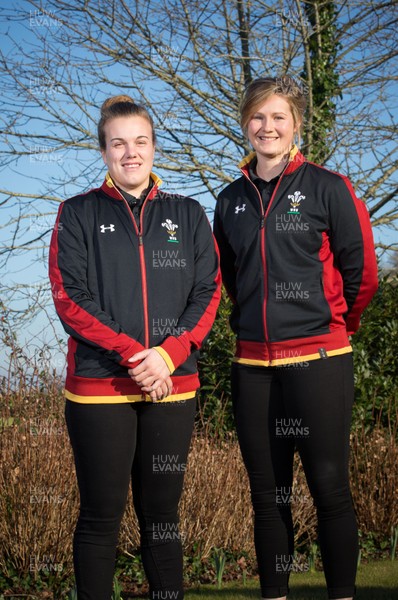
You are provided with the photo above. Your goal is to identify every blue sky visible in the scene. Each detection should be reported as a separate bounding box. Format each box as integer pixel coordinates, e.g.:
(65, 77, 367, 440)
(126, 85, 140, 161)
(1, 0, 397, 374)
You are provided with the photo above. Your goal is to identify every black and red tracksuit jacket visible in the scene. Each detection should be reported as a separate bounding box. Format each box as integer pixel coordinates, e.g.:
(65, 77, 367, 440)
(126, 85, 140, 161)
(213, 147, 378, 367)
(49, 172, 221, 403)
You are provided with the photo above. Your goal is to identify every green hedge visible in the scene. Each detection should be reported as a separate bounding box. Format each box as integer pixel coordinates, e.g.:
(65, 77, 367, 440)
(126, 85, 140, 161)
(351, 274, 398, 430)
(198, 275, 398, 434)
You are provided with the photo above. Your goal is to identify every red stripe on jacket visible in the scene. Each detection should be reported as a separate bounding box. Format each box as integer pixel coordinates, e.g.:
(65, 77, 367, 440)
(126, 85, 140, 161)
(48, 203, 144, 366)
(66, 373, 199, 397)
(339, 175, 378, 334)
(158, 240, 222, 368)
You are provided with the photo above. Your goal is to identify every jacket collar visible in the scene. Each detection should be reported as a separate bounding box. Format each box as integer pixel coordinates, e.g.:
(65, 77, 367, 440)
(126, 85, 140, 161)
(239, 145, 305, 178)
(100, 171, 162, 201)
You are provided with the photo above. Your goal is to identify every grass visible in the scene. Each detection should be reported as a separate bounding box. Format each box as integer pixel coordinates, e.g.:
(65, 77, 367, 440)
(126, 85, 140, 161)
(184, 560, 398, 599)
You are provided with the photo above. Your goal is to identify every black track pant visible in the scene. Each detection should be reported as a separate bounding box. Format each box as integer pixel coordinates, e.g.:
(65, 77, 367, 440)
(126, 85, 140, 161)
(231, 354, 358, 599)
(65, 399, 196, 600)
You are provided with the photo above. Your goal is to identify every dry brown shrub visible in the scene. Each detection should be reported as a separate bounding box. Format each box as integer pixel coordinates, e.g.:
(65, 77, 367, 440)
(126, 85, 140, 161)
(179, 434, 253, 559)
(119, 434, 255, 560)
(0, 374, 77, 582)
(350, 426, 398, 538)
(1, 371, 397, 588)
(118, 433, 317, 560)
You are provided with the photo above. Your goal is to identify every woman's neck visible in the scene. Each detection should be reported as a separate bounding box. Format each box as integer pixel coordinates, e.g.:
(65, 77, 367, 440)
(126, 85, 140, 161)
(255, 153, 290, 182)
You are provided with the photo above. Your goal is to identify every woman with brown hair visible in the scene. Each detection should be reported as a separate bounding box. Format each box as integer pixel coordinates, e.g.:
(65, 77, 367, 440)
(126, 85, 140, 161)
(49, 95, 220, 599)
(214, 76, 378, 600)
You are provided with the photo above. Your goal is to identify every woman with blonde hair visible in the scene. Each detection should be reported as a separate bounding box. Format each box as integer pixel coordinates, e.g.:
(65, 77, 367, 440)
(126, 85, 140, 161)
(214, 76, 378, 600)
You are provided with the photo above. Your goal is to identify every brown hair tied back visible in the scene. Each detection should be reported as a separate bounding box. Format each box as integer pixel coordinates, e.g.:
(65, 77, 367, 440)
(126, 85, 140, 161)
(98, 95, 156, 150)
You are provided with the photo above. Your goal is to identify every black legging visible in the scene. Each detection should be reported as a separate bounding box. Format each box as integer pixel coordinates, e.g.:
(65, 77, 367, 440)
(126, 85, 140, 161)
(65, 399, 196, 600)
(231, 354, 358, 599)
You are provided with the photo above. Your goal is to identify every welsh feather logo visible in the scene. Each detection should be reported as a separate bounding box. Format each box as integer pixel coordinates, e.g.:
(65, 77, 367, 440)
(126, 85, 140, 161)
(287, 191, 305, 214)
(162, 218, 179, 243)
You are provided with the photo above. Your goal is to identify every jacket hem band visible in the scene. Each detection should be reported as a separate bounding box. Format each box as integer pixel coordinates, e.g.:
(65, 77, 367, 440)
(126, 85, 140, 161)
(64, 390, 196, 404)
(233, 345, 352, 367)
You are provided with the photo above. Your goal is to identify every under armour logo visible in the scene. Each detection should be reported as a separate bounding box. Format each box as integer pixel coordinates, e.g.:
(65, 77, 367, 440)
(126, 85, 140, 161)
(235, 204, 246, 214)
(100, 224, 115, 233)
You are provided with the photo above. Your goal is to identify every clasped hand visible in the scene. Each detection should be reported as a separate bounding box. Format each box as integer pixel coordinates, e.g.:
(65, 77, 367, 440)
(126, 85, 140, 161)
(128, 348, 172, 402)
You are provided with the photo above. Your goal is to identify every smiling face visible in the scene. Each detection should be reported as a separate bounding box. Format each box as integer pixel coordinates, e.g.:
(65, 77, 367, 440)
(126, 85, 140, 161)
(247, 94, 298, 161)
(101, 115, 155, 196)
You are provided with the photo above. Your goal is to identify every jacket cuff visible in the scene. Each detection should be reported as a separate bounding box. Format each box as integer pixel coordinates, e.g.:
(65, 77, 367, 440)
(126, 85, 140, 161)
(153, 346, 175, 375)
(156, 336, 190, 373)
(119, 341, 146, 368)
(345, 316, 360, 336)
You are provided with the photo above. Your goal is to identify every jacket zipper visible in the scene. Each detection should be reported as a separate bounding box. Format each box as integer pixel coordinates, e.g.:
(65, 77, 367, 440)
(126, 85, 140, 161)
(113, 186, 154, 350)
(137, 212, 150, 349)
(261, 176, 284, 359)
(242, 168, 286, 362)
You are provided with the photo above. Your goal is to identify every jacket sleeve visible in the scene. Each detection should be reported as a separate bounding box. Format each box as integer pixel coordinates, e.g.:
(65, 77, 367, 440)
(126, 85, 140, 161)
(48, 201, 145, 367)
(153, 205, 221, 373)
(213, 195, 238, 303)
(328, 175, 378, 335)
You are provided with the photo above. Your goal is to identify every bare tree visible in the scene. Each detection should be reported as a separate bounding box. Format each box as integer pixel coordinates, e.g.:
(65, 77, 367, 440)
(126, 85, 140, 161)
(0, 0, 397, 329)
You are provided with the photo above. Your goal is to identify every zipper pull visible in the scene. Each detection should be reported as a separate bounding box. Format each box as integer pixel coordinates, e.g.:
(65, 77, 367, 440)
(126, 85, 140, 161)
(260, 215, 265, 229)
(139, 234, 143, 246)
